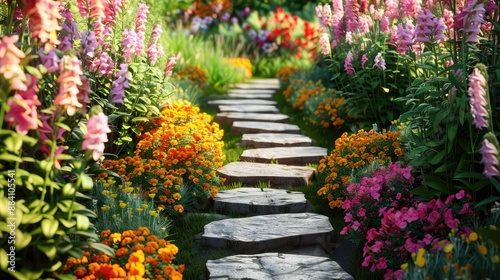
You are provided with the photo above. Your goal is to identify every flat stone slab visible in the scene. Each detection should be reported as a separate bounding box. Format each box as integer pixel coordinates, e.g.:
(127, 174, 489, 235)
(240, 146, 327, 166)
(207, 253, 353, 280)
(241, 133, 312, 148)
(231, 121, 301, 134)
(213, 187, 307, 215)
(235, 83, 281, 90)
(202, 213, 334, 254)
(217, 162, 316, 187)
(207, 99, 277, 108)
(214, 112, 289, 125)
(218, 105, 280, 114)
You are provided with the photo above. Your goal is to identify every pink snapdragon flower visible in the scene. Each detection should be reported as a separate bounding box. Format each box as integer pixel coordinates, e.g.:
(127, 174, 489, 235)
(480, 137, 500, 178)
(0, 35, 27, 91)
(344, 51, 355, 75)
(320, 33, 331, 55)
(23, 0, 62, 50)
(361, 53, 368, 68)
(467, 67, 489, 129)
(110, 64, 131, 104)
(374, 52, 386, 70)
(164, 56, 176, 76)
(82, 112, 111, 161)
(5, 75, 41, 135)
(54, 56, 84, 116)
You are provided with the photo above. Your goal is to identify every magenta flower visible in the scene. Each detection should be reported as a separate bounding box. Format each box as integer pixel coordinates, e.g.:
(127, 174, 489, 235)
(467, 67, 489, 129)
(344, 51, 355, 75)
(54, 56, 84, 116)
(5, 76, 41, 135)
(110, 64, 132, 104)
(0, 35, 27, 91)
(82, 113, 111, 161)
(480, 138, 500, 178)
(164, 56, 176, 76)
(374, 52, 386, 70)
(320, 33, 330, 55)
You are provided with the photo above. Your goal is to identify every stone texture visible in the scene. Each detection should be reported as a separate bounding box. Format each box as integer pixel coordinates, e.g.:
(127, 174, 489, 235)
(235, 83, 281, 90)
(217, 162, 316, 187)
(231, 121, 301, 134)
(241, 133, 313, 148)
(202, 213, 335, 254)
(207, 99, 277, 108)
(213, 187, 307, 215)
(218, 105, 280, 114)
(240, 146, 327, 166)
(214, 112, 289, 125)
(226, 92, 274, 100)
(207, 253, 354, 280)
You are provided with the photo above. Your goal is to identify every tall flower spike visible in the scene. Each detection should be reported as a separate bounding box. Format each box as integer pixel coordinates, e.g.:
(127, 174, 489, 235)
(480, 134, 500, 178)
(467, 67, 489, 129)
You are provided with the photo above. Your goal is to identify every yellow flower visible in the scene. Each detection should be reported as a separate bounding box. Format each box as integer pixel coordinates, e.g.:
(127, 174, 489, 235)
(478, 244, 488, 255)
(444, 243, 454, 253)
(468, 232, 478, 242)
(415, 248, 426, 268)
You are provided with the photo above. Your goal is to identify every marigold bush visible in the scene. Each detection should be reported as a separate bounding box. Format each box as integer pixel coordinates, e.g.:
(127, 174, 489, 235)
(317, 129, 405, 208)
(102, 101, 224, 214)
(58, 228, 184, 279)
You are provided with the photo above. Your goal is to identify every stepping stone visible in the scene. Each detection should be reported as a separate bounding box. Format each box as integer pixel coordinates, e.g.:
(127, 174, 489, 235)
(207, 253, 354, 280)
(201, 213, 334, 254)
(228, 88, 276, 94)
(214, 112, 289, 125)
(226, 92, 274, 100)
(241, 133, 312, 148)
(235, 83, 281, 90)
(207, 99, 277, 108)
(231, 121, 300, 134)
(213, 187, 307, 215)
(217, 162, 316, 187)
(249, 78, 280, 85)
(218, 105, 280, 114)
(240, 146, 327, 166)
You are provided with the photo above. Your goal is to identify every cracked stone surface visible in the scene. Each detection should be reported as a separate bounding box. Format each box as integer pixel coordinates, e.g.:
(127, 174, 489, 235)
(202, 213, 335, 254)
(240, 146, 327, 166)
(235, 83, 281, 90)
(231, 121, 301, 134)
(218, 105, 280, 114)
(214, 112, 289, 125)
(217, 162, 316, 187)
(241, 133, 312, 148)
(206, 253, 354, 280)
(213, 187, 307, 215)
(207, 99, 277, 108)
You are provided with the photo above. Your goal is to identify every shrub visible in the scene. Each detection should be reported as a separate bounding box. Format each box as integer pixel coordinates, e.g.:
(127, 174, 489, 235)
(58, 228, 184, 279)
(317, 129, 405, 208)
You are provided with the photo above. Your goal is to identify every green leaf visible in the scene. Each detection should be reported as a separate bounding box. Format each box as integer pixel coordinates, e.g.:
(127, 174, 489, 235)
(41, 219, 59, 238)
(90, 242, 115, 257)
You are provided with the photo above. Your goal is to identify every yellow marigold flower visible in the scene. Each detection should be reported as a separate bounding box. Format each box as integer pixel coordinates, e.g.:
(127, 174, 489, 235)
(478, 244, 488, 255)
(110, 233, 122, 243)
(415, 248, 426, 268)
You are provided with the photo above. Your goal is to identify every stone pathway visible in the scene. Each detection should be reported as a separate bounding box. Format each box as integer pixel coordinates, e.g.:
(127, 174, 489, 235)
(203, 80, 353, 279)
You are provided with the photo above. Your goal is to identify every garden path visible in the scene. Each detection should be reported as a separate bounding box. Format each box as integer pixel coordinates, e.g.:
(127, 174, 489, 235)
(202, 79, 354, 279)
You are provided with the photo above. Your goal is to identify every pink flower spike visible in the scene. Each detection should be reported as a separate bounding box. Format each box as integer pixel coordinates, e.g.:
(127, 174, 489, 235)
(0, 35, 27, 91)
(467, 67, 489, 129)
(480, 138, 500, 178)
(82, 112, 111, 161)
